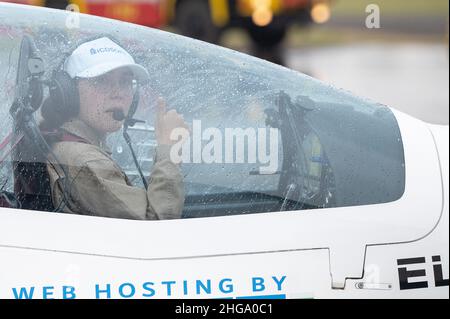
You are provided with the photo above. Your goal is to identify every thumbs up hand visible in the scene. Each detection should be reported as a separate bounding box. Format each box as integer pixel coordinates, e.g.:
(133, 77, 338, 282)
(155, 97, 190, 146)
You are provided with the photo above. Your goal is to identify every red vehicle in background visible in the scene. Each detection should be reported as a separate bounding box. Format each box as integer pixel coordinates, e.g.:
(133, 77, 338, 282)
(1, 0, 166, 27)
(1, 0, 332, 48)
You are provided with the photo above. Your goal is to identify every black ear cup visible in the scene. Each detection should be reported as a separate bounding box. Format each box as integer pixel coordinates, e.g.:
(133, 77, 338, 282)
(41, 71, 79, 128)
(51, 71, 80, 117)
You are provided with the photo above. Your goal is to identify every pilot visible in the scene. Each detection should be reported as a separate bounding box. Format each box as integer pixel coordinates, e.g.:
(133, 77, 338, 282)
(38, 36, 188, 220)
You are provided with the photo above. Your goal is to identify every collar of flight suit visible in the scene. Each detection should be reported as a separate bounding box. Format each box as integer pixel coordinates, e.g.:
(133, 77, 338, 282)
(60, 118, 112, 154)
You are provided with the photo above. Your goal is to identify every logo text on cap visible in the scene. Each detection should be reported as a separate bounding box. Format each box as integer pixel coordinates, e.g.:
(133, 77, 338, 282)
(90, 47, 125, 55)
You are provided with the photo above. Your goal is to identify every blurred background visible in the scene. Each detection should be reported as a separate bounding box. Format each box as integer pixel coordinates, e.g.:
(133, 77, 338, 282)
(2, 0, 448, 124)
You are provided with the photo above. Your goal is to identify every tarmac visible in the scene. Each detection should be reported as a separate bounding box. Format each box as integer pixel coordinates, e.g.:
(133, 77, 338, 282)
(285, 42, 449, 125)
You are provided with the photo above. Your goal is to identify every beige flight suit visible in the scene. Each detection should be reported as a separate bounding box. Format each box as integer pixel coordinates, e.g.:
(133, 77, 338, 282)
(46, 118, 184, 220)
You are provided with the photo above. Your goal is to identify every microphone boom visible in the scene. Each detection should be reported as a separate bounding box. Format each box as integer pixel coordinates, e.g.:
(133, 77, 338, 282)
(112, 110, 125, 121)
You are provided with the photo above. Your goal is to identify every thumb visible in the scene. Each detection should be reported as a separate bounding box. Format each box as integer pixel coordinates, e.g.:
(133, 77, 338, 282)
(156, 97, 166, 123)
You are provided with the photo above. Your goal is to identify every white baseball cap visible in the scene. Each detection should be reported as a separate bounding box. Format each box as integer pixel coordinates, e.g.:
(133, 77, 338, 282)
(64, 37, 149, 83)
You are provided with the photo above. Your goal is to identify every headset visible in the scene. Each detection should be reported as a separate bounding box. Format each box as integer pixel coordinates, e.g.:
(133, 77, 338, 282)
(42, 37, 141, 127)
(42, 64, 80, 124)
